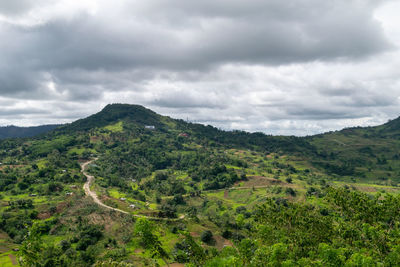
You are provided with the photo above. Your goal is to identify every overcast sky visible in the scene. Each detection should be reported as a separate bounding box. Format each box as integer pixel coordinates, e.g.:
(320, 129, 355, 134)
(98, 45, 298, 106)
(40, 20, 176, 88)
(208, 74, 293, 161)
(1, 0, 400, 135)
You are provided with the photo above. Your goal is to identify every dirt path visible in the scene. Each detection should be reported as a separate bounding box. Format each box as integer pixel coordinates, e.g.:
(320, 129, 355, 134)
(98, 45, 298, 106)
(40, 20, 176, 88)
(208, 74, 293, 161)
(81, 159, 185, 221)
(8, 254, 17, 265)
(81, 160, 129, 214)
(224, 190, 229, 198)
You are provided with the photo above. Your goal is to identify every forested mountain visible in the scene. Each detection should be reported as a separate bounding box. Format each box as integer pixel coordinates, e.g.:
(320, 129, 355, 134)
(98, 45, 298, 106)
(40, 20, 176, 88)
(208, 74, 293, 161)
(1, 104, 400, 266)
(308, 117, 400, 183)
(0, 125, 59, 139)
(58, 104, 168, 132)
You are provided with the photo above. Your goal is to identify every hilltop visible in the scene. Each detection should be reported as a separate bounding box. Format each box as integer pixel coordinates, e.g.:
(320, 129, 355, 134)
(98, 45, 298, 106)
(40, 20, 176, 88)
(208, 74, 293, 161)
(40, 104, 400, 184)
(59, 104, 169, 132)
(1, 104, 400, 266)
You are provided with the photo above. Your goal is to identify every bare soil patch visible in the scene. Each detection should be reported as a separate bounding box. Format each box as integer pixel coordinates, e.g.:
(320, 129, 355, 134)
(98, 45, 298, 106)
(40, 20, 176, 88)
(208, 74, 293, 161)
(0, 165, 25, 171)
(214, 235, 233, 250)
(0, 231, 9, 239)
(190, 232, 200, 237)
(56, 202, 67, 213)
(224, 238, 234, 247)
(37, 212, 51, 220)
(355, 185, 377, 192)
(9, 254, 17, 265)
(99, 195, 112, 202)
(90, 136, 101, 143)
(234, 150, 246, 155)
(235, 176, 283, 187)
(353, 185, 399, 193)
(134, 248, 144, 254)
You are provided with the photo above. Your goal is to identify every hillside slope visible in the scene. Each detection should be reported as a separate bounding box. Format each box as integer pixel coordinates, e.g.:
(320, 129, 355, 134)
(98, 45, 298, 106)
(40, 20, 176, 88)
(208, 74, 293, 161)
(308, 117, 400, 183)
(2, 104, 400, 266)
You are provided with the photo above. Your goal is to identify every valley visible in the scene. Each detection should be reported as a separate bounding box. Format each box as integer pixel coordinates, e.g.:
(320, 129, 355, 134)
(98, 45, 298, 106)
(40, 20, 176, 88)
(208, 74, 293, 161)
(1, 104, 400, 266)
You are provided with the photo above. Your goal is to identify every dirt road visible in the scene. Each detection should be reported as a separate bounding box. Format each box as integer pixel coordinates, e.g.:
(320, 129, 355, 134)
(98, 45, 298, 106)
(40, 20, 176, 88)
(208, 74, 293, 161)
(81, 160, 184, 221)
(81, 160, 129, 214)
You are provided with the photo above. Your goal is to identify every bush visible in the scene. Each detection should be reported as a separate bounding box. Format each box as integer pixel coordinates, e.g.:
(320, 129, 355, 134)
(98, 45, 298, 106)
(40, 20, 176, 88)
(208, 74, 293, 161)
(18, 182, 29, 190)
(222, 229, 232, 239)
(154, 171, 168, 182)
(76, 225, 103, 250)
(236, 206, 247, 214)
(201, 230, 213, 244)
(285, 187, 296, 196)
(158, 203, 177, 218)
(47, 182, 64, 194)
(172, 194, 185, 205)
(60, 240, 71, 251)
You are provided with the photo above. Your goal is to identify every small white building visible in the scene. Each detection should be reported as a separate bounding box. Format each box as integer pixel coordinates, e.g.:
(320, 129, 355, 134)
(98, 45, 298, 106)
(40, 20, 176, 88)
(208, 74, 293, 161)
(145, 125, 155, 130)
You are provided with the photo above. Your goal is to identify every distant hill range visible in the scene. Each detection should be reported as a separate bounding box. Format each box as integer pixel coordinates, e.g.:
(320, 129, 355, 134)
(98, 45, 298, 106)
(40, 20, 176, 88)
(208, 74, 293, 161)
(1, 103, 400, 181)
(0, 125, 60, 139)
(1, 104, 400, 143)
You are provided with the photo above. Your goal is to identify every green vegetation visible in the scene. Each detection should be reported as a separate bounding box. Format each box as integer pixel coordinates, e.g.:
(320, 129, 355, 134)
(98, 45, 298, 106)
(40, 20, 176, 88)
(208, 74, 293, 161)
(1, 104, 400, 266)
(104, 122, 124, 133)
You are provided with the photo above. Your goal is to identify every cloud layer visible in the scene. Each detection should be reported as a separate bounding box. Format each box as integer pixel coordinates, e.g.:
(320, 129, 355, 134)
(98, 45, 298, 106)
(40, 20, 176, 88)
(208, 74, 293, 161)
(0, 0, 399, 135)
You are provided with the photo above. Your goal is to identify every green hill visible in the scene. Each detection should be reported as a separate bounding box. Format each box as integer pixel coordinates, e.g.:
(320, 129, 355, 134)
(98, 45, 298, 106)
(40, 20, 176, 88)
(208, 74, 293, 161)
(2, 104, 400, 266)
(381, 116, 400, 134)
(59, 103, 168, 132)
(308, 118, 400, 183)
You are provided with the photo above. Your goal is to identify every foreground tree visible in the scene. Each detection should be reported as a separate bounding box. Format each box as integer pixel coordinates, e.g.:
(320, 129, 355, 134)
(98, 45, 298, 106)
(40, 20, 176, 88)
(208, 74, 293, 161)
(134, 218, 170, 266)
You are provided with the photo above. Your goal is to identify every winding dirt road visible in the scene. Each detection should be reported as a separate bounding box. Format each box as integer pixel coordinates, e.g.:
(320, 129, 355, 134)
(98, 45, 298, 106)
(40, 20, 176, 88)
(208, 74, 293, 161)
(81, 160, 129, 214)
(81, 159, 185, 221)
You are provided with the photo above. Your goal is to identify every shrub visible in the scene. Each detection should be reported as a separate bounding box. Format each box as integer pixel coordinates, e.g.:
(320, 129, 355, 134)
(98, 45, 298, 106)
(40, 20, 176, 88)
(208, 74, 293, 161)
(201, 230, 213, 244)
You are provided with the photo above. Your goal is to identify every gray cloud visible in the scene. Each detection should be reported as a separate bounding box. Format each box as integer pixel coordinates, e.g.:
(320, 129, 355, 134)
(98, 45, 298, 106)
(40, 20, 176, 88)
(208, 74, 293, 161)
(0, 0, 399, 135)
(1, 0, 391, 72)
(0, 0, 50, 16)
(0, 107, 47, 116)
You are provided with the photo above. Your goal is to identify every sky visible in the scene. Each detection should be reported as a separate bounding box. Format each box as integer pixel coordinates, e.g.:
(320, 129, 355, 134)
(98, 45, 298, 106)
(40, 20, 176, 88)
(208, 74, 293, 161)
(0, 0, 400, 136)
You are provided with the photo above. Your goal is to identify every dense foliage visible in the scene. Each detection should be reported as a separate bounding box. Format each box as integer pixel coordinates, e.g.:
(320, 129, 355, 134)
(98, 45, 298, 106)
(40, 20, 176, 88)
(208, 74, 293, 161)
(1, 104, 400, 266)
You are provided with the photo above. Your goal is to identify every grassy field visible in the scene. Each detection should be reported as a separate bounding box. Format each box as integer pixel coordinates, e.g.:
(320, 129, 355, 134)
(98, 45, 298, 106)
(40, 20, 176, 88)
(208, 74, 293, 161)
(104, 121, 124, 133)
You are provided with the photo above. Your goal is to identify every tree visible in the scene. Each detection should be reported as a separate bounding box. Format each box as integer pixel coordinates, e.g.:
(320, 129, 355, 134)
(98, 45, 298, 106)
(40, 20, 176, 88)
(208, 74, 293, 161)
(174, 233, 206, 266)
(19, 223, 63, 266)
(237, 239, 256, 265)
(201, 230, 213, 244)
(19, 224, 44, 266)
(134, 218, 170, 266)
